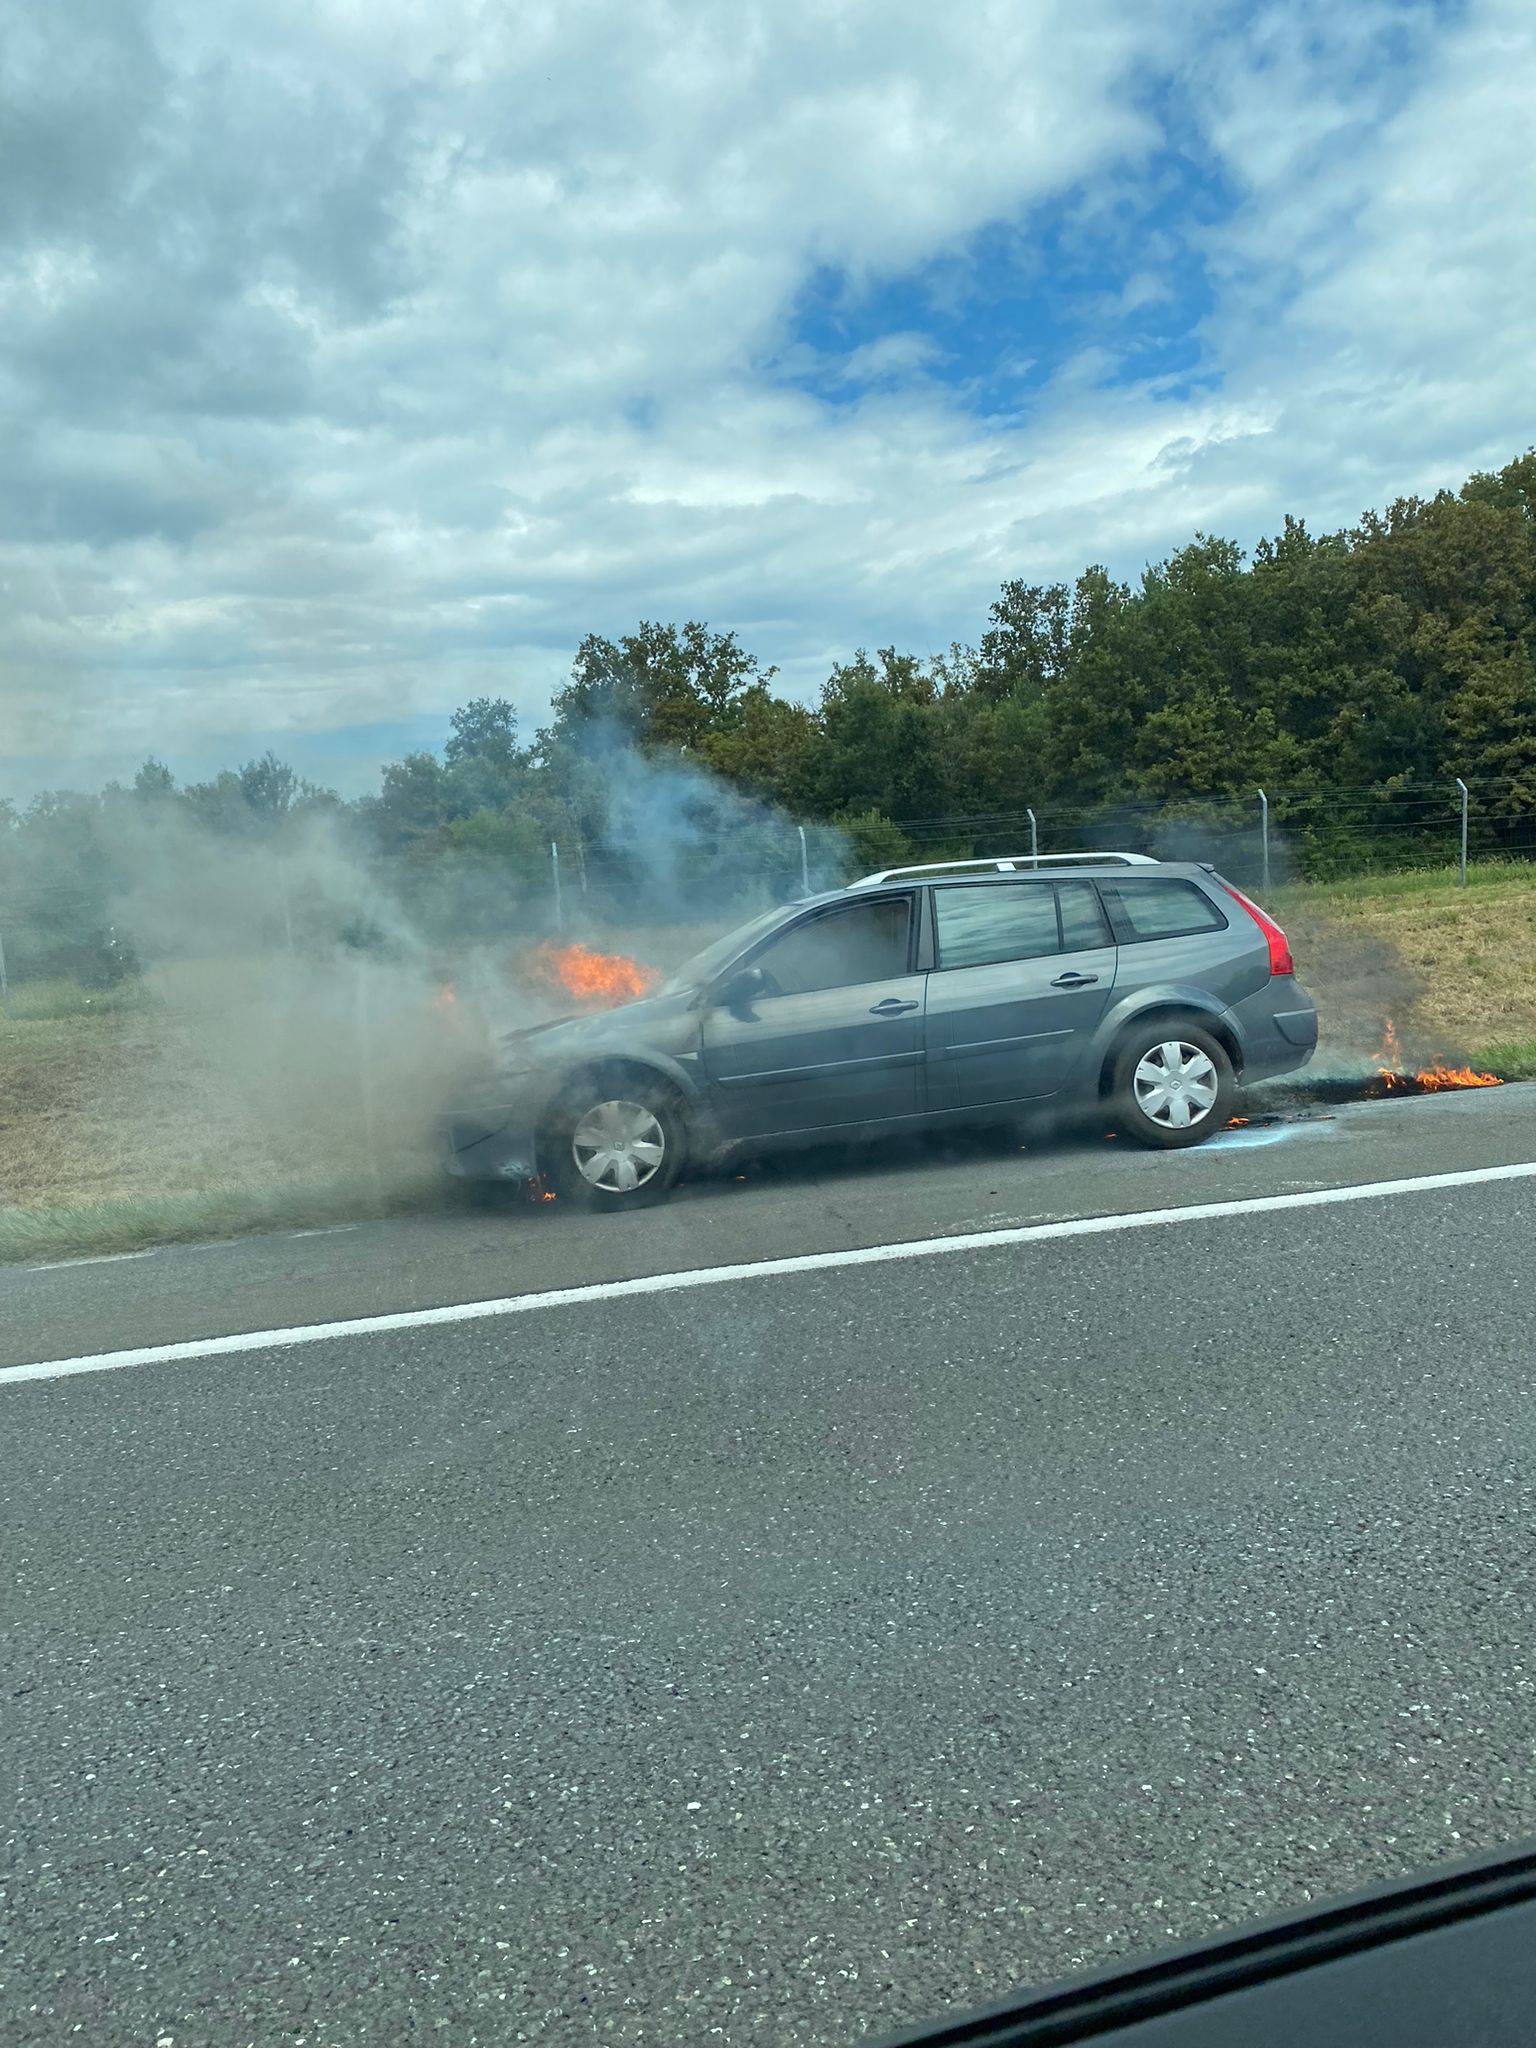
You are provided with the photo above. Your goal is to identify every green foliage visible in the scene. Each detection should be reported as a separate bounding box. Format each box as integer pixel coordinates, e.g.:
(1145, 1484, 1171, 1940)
(548, 620, 774, 755)
(5, 448, 1535, 962)
(833, 808, 916, 877)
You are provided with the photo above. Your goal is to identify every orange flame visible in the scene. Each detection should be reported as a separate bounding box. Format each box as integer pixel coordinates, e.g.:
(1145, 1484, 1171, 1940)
(1373, 1018, 1501, 1093)
(530, 940, 659, 1008)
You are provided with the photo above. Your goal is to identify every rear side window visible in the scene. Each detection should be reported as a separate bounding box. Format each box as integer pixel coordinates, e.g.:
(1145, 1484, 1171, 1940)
(934, 880, 1111, 970)
(1057, 879, 1113, 951)
(1099, 878, 1228, 943)
(752, 895, 912, 995)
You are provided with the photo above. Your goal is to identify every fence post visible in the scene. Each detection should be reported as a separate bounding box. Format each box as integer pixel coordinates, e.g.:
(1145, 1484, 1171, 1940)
(1026, 807, 1038, 864)
(1257, 788, 1270, 894)
(1456, 777, 1468, 887)
(550, 841, 564, 930)
(0, 926, 8, 1017)
(797, 823, 809, 895)
(355, 956, 382, 1204)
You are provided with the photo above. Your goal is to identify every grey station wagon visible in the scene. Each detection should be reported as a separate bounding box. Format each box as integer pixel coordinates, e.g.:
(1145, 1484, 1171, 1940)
(444, 853, 1318, 1209)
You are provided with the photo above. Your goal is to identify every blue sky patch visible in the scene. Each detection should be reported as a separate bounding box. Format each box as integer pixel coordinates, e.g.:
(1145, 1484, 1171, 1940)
(776, 116, 1235, 418)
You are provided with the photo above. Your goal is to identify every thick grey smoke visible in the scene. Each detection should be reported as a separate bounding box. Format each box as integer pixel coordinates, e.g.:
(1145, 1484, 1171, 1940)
(9, 744, 847, 1217)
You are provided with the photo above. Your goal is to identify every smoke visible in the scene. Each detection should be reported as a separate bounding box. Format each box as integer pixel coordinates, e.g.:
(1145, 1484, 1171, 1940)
(3, 738, 845, 1215)
(552, 725, 847, 923)
(78, 805, 515, 1203)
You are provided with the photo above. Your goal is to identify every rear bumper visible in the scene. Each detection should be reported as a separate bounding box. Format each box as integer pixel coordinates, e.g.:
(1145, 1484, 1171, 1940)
(1225, 980, 1319, 1080)
(1274, 1006, 1319, 1049)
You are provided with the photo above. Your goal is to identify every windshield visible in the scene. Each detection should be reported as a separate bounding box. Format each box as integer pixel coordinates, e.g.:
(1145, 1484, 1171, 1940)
(656, 903, 794, 994)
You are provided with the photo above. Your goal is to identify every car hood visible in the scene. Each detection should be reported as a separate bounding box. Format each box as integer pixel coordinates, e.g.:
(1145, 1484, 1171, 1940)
(495, 986, 698, 1068)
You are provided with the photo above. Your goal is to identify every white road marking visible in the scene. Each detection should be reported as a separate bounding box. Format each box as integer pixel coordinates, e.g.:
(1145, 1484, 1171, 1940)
(4, 1158, 1533, 1390)
(26, 1249, 157, 1273)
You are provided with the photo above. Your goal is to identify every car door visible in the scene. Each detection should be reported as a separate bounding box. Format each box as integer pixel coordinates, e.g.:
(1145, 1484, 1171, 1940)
(924, 877, 1117, 1109)
(699, 892, 925, 1140)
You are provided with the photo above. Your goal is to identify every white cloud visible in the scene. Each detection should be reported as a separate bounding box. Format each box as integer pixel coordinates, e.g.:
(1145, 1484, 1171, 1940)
(1, 0, 1533, 791)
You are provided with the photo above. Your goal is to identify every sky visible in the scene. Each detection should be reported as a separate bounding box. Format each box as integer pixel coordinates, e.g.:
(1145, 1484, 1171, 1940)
(3, 0, 1534, 802)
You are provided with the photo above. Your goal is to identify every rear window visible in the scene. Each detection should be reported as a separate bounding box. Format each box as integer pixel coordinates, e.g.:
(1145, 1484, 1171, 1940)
(1099, 877, 1228, 942)
(934, 879, 1112, 970)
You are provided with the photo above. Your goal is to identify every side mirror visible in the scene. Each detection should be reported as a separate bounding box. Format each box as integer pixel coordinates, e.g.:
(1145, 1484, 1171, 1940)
(716, 964, 768, 1013)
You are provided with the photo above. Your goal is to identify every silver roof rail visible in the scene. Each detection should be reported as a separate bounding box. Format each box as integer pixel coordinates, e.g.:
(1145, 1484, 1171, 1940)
(853, 852, 1157, 886)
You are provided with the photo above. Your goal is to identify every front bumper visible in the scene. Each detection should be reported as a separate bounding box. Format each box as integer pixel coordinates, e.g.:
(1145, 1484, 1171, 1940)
(440, 1101, 542, 1182)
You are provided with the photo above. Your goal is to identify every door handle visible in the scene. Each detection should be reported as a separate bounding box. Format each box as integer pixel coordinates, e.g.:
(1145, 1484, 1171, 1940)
(869, 997, 920, 1016)
(1050, 971, 1100, 988)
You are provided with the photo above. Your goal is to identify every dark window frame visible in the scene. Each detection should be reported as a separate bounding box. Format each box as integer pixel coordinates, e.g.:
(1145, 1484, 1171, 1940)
(929, 877, 1111, 972)
(1098, 876, 1230, 947)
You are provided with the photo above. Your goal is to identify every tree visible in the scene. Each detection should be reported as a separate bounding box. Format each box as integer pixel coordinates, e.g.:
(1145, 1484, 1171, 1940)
(239, 751, 302, 824)
(445, 697, 522, 774)
(360, 752, 457, 854)
(810, 647, 943, 820)
(697, 683, 819, 807)
(133, 758, 177, 803)
(549, 621, 774, 756)
(832, 807, 915, 877)
(976, 581, 1072, 705)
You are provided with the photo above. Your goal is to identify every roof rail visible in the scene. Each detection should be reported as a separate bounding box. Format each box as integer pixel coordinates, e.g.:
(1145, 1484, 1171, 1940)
(853, 852, 1157, 886)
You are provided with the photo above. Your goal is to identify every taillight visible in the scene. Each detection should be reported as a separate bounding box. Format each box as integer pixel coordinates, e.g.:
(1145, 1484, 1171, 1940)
(1218, 879, 1295, 977)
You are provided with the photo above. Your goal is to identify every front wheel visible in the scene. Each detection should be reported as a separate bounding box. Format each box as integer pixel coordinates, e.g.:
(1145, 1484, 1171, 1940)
(1111, 1022, 1234, 1149)
(542, 1078, 686, 1209)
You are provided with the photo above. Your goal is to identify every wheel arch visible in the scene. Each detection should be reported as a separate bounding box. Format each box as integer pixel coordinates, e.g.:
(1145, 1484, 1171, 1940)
(1092, 995, 1243, 1097)
(538, 1051, 707, 1159)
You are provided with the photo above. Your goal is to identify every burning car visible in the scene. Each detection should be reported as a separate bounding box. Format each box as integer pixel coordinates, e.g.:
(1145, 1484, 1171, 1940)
(441, 852, 1320, 1209)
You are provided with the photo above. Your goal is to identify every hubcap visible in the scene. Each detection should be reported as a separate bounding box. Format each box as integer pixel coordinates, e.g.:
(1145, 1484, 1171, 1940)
(1133, 1040, 1219, 1129)
(571, 1099, 666, 1193)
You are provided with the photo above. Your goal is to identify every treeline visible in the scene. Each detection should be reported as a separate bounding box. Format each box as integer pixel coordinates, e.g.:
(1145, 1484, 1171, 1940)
(4, 450, 1535, 981)
(361, 450, 1536, 862)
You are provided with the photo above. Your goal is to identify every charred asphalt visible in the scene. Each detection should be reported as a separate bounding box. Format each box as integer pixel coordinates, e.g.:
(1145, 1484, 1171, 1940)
(4, 1084, 1536, 2045)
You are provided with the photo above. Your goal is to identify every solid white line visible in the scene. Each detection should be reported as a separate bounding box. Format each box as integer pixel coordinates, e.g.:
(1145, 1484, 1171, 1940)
(4, 1158, 1533, 1391)
(27, 1249, 157, 1273)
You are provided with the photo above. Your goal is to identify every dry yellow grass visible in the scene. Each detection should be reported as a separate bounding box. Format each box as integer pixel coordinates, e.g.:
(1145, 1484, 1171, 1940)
(1272, 862, 1536, 1069)
(0, 922, 725, 1256)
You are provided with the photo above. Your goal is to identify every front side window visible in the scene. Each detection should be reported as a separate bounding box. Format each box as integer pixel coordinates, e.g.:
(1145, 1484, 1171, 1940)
(751, 895, 912, 996)
(1100, 877, 1228, 942)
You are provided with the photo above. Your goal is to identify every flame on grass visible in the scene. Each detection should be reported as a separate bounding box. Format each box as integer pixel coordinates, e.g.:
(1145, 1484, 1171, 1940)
(1373, 1019, 1501, 1093)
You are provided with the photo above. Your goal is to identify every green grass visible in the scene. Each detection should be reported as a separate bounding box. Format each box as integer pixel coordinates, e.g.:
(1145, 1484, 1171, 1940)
(0, 1171, 454, 1267)
(1270, 858, 1534, 911)
(3, 975, 152, 1021)
(1476, 1038, 1536, 1081)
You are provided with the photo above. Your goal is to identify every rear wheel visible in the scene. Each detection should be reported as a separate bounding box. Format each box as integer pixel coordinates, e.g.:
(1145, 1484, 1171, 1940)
(542, 1076, 686, 1209)
(1111, 1021, 1234, 1149)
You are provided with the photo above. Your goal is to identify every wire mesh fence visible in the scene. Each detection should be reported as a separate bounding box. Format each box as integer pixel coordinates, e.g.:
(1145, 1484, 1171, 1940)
(537, 780, 1536, 924)
(3, 778, 1534, 989)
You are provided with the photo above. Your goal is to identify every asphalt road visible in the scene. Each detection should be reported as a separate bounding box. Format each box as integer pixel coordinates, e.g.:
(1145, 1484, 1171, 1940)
(5, 1086, 1536, 2045)
(5, 1081, 1536, 1372)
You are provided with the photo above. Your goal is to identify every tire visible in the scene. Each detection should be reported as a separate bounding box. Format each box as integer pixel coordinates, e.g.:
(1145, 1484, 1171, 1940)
(541, 1073, 686, 1210)
(1111, 1019, 1235, 1149)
